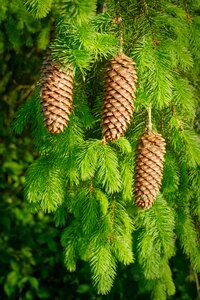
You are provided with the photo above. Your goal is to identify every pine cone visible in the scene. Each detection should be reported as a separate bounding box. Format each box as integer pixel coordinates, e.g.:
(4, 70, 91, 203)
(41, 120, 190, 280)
(102, 52, 137, 141)
(135, 130, 166, 209)
(40, 56, 74, 134)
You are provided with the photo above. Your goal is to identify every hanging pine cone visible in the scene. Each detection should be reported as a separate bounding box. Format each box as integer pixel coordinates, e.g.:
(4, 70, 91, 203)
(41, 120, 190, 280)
(102, 52, 137, 141)
(40, 55, 74, 134)
(135, 130, 166, 209)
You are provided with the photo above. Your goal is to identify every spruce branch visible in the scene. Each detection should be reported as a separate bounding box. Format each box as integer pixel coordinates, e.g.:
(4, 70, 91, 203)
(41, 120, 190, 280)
(189, 168, 200, 218)
(144, 260, 175, 300)
(161, 261, 176, 296)
(110, 197, 116, 229)
(133, 37, 173, 108)
(72, 188, 100, 235)
(51, 18, 117, 73)
(22, 0, 53, 18)
(169, 116, 200, 167)
(112, 137, 132, 154)
(110, 201, 134, 265)
(137, 195, 176, 279)
(77, 140, 122, 193)
(150, 281, 167, 300)
(120, 157, 133, 201)
(95, 188, 109, 215)
(139, 0, 159, 46)
(176, 208, 200, 272)
(89, 243, 117, 295)
(12, 91, 39, 134)
(173, 77, 196, 118)
(54, 204, 68, 227)
(61, 220, 80, 271)
(25, 158, 66, 212)
(55, 0, 97, 24)
(96, 143, 122, 193)
(162, 152, 180, 196)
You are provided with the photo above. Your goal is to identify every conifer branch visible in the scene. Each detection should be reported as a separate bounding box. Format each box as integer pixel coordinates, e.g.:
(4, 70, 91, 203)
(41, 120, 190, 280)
(23, 0, 53, 18)
(55, 0, 98, 24)
(139, 0, 159, 46)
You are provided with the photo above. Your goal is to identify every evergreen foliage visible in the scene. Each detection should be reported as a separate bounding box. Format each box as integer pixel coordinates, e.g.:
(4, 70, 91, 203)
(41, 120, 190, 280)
(12, 0, 200, 298)
(51, 16, 117, 72)
(55, 0, 98, 24)
(22, 0, 53, 18)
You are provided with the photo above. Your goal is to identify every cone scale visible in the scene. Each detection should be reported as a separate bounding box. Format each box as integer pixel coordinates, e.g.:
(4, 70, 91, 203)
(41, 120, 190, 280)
(102, 52, 137, 141)
(40, 56, 74, 134)
(135, 130, 166, 209)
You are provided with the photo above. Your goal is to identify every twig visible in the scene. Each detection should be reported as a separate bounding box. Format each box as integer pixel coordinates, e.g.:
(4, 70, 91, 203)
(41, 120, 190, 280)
(20, 83, 36, 101)
(194, 270, 200, 298)
(183, 0, 193, 23)
(140, 0, 159, 47)
(98, 0, 107, 13)
(102, 0, 107, 13)
(101, 137, 107, 145)
(114, 0, 124, 52)
(147, 104, 152, 131)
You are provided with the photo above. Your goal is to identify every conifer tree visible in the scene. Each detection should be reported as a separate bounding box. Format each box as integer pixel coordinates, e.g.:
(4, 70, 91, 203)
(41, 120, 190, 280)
(13, 0, 200, 298)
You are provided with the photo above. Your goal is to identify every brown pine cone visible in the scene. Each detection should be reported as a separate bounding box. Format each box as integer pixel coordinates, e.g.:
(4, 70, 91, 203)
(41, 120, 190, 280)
(102, 52, 137, 141)
(135, 130, 166, 209)
(40, 56, 74, 134)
